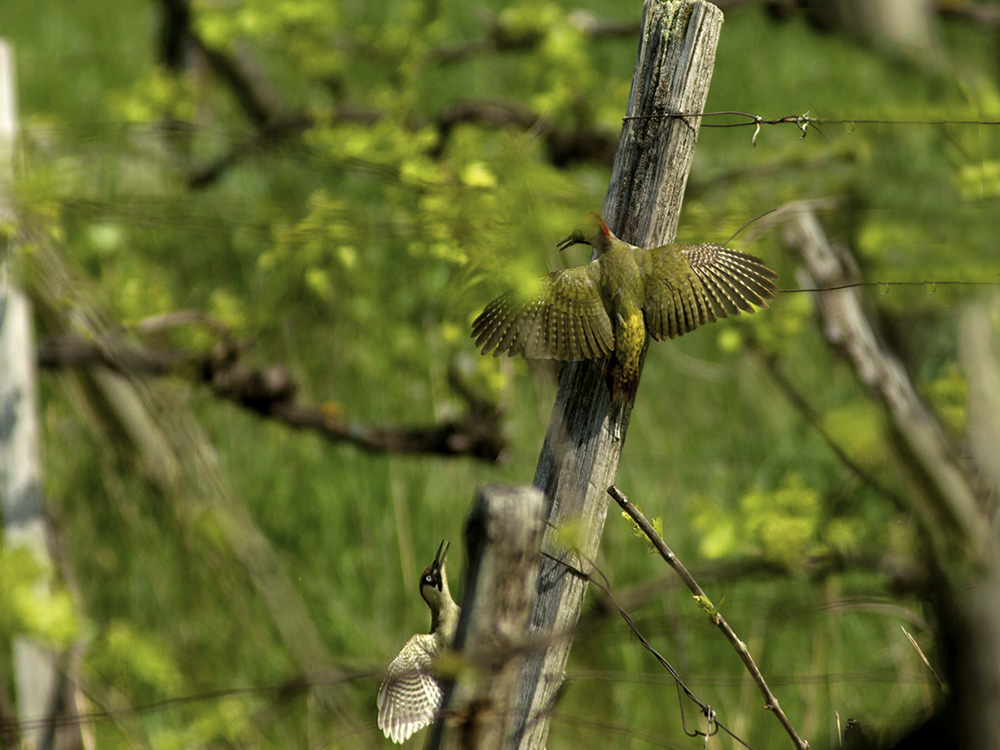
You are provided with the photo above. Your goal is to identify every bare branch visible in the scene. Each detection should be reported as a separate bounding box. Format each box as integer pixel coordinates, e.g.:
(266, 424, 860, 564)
(37, 334, 506, 461)
(608, 485, 810, 750)
(745, 334, 909, 511)
(939, 0, 1000, 26)
(579, 551, 897, 630)
(153, 0, 282, 125)
(427, 11, 636, 64)
(783, 208, 988, 554)
(187, 114, 313, 188)
(188, 98, 616, 188)
(958, 294, 1000, 506)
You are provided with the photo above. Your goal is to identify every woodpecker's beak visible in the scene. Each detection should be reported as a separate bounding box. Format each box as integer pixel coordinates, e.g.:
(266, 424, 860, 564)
(432, 540, 449, 573)
(556, 230, 585, 251)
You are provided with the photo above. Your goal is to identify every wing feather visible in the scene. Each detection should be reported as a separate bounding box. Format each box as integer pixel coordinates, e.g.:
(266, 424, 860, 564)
(641, 244, 779, 341)
(377, 635, 442, 744)
(472, 265, 614, 360)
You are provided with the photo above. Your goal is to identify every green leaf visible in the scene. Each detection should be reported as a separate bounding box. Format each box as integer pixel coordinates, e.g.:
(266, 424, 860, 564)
(91, 620, 183, 694)
(0, 548, 80, 647)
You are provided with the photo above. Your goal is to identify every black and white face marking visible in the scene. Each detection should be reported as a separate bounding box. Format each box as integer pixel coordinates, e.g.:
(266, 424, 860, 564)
(419, 540, 448, 597)
(421, 565, 441, 591)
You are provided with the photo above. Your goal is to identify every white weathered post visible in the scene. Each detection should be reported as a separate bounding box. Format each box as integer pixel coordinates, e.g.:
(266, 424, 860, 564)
(0, 40, 62, 750)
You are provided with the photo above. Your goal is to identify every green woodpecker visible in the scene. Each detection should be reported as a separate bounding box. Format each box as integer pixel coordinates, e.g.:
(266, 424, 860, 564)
(472, 211, 779, 405)
(377, 541, 460, 744)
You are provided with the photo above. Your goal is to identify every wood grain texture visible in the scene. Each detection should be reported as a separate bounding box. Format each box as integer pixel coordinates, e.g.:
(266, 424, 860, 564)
(509, 3, 724, 748)
(429, 485, 546, 750)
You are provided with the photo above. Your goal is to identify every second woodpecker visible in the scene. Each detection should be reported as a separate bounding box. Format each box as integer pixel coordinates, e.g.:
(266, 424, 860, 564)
(377, 541, 459, 744)
(472, 211, 779, 406)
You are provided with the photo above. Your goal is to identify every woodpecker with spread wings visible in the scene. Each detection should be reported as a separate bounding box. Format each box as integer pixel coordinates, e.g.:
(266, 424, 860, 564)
(472, 211, 778, 406)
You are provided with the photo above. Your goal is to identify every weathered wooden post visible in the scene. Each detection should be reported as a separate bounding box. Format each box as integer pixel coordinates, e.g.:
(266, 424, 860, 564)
(510, 3, 724, 748)
(0, 39, 64, 750)
(428, 485, 546, 749)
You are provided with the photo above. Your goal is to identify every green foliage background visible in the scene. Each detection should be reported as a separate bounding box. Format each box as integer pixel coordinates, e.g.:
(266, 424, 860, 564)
(2, 0, 998, 748)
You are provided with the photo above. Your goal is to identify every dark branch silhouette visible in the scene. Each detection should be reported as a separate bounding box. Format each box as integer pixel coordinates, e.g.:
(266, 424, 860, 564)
(37, 333, 506, 461)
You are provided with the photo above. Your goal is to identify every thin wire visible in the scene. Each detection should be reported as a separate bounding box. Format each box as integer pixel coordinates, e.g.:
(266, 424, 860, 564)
(723, 207, 778, 246)
(542, 551, 752, 749)
(0, 672, 369, 734)
(623, 110, 1000, 128)
(780, 279, 1000, 293)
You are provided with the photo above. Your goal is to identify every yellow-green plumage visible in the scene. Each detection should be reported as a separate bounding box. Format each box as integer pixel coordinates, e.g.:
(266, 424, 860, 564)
(377, 542, 459, 744)
(612, 309, 647, 404)
(471, 212, 779, 404)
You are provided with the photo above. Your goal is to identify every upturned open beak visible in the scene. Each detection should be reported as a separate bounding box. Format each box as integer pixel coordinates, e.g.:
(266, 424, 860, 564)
(432, 540, 449, 573)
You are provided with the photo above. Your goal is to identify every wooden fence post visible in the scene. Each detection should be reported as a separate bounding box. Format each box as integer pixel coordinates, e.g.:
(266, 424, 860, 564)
(428, 484, 545, 750)
(0, 40, 65, 750)
(510, 3, 724, 748)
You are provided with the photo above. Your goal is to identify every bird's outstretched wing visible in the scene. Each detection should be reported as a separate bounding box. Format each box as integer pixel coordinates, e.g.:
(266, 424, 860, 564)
(471, 264, 614, 360)
(639, 244, 779, 340)
(376, 634, 442, 744)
